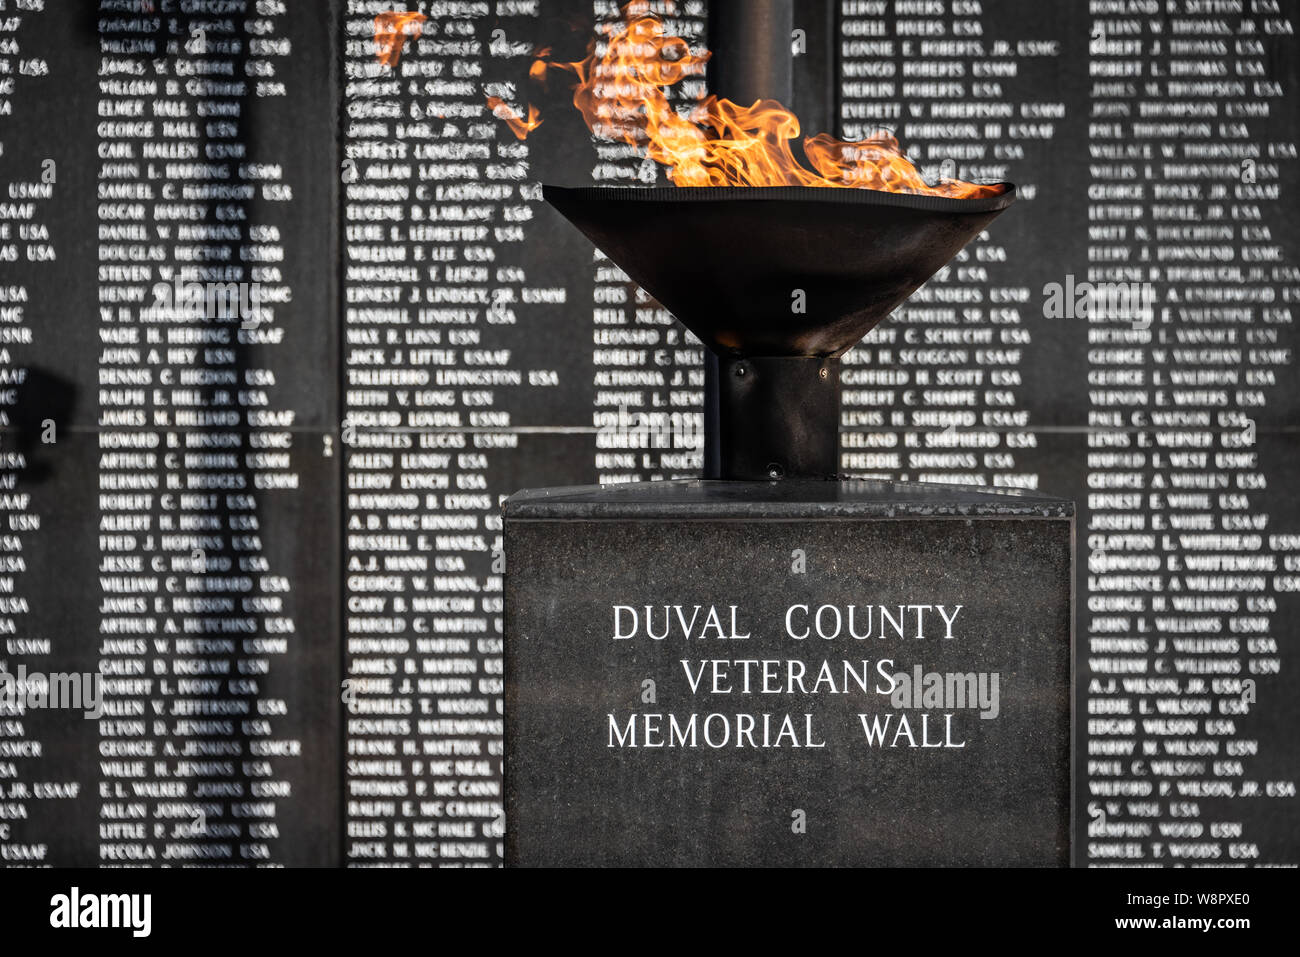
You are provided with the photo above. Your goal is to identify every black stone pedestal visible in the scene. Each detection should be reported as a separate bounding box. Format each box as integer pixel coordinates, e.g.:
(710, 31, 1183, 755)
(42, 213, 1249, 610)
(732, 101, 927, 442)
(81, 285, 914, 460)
(504, 479, 1073, 867)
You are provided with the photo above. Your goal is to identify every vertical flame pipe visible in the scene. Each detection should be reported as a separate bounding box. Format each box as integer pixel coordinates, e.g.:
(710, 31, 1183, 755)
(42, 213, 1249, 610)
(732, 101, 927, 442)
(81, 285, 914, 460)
(707, 0, 794, 107)
(703, 0, 801, 480)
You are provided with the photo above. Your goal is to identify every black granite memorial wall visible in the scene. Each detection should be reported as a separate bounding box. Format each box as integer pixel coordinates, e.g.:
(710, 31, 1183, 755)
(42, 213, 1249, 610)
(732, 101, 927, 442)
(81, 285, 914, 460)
(0, 0, 1294, 867)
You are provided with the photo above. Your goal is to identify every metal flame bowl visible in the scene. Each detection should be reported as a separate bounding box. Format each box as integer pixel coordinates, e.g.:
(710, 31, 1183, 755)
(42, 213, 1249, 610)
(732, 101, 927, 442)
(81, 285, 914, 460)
(545, 184, 1016, 358)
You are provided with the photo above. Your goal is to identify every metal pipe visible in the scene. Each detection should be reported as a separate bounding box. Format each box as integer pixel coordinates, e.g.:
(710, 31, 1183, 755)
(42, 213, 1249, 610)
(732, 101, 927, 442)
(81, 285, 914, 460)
(707, 0, 794, 106)
(716, 355, 839, 481)
(703, 0, 797, 479)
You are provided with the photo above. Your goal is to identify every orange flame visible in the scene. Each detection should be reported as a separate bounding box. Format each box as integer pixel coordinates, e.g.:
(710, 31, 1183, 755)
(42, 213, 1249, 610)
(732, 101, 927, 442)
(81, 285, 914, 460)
(374, 11, 427, 69)
(525, 6, 1003, 197)
(487, 96, 543, 141)
(528, 48, 552, 84)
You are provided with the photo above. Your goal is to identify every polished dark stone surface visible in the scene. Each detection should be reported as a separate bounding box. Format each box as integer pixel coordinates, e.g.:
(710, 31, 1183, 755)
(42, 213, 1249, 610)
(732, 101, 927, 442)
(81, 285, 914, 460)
(505, 480, 1074, 867)
(505, 477, 1076, 519)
